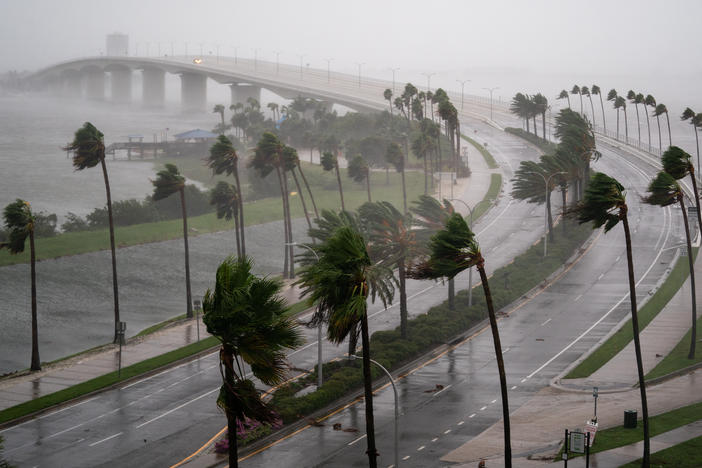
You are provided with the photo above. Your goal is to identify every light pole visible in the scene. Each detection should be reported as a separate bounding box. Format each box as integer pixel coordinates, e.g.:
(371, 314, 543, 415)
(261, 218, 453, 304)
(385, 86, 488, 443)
(527, 171, 566, 256)
(389, 67, 400, 94)
(347, 354, 399, 468)
(456, 79, 470, 110)
(215, 44, 220, 64)
(253, 48, 260, 71)
(482, 87, 500, 121)
(146, 41, 150, 57)
(231, 46, 238, 64)
(199, 42, 204, 56)
(356, 62, 365, 89)
(323, 58, 333, 84)
(193, 296, 202, 342)
(449, 198, 475, 306)
(275, 51, 281, 75)
(286, 242, 323, 389)
(421, 72, 436, 92)
(297, 54, 306, 80)
(170, 42, 174, 57)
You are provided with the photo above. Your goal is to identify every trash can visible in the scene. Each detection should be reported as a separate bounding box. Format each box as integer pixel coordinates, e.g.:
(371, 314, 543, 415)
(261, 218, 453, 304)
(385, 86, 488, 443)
(624, 409, 637, 428)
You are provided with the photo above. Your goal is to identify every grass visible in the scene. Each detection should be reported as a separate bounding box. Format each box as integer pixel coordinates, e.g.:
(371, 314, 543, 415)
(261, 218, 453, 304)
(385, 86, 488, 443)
(565, 249, 698, 379)
(619, 435, 702, 467)
(558, 400, 702, 460)
(462, 134, 498, 169)
(646, 315, 702, 380)
(0, 336, 219, 425)
(471, 174, 502, 222)
(504, 127, 558, 153)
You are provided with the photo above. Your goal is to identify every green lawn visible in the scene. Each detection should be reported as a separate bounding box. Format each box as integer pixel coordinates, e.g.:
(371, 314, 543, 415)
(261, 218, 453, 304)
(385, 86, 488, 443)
(566, 249, 698, 379)
(646, 315, 702, 380)
(620, 435, 702, 467)
(462, 134, 499, 169)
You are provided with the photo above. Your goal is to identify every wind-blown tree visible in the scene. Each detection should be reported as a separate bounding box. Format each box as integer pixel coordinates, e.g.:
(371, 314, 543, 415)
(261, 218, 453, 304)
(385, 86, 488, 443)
(575, 172, 650, 466)
(213, 104, 226, 134)
(637, 93, 651, 149)
(581, 86, 595, 128)
(541, 153, 572, 230)
(510, 93, 532, 134)
(592, 85, 606, 131)
(512, 160, 555, 240)
(412, 130, 432, 193)
(681, 108, 701, 173)
(558, 89, 571, 109)
(298, 226, 394, 468)
(65, 122, 120, 342)
(383, 88, 393, 116)
(283, 146, 313, 231)
(572, 85, 583, 115)
(607, 89, 619, 139)
(210, 181, 241, 257)
(359, 201, 417, 339)
(627, 90, 642, 143)
(321, 151, 345, 211)
(645, 95, 662, 153)
(385, 142, 407, 213)
(208, 135, 245, 256)
(267, 102, 279, 122)
(615, 96, 629, 143)
(152, 164, 193, 318)
(203, 256, 303, 468)
(409, 213, 512, 467)
(643, 171, 696, 359)
(554, 108, 600, 195)
(654, 103, 672, 147)
(348, 154, 372, 202)
(2, 199, 41, 370)
(533, 93, 549, 140)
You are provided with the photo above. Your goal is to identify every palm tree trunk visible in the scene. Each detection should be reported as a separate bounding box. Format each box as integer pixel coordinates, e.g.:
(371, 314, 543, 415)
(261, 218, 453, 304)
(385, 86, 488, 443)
(666, 112, 672, 147)
(624, 108, 629, 144)
(398, 257, 408, 339)
(532, 115, 538, 137)
(621, 214, 650, 467)
(233, 208, 241, 258)
(222, 346, 239, 468)
(100, 159, 120, 342)
(275, 166, 290, 278)
(588, 96, 596, 128)
(579, 94, 584, 116)
(694, 128, 700, 183)
(477, 260, 511, 467)
(401, 167, 407, 214)
(282, 170, 295, 277)
(656, 115, 662, 153)
(599, 94, 606, 131)
(29, 230, 40, 371)
(366, 174, 372, 202)
(292, 169, 313, 231)
(525, 116, 530, 134)
(616, 109, 620, 141)
(297, 162, 319, 219)
(566, 95, 571, 109)
(644, 107, 652, 150)
(334, 164, 345, 211)
(448, 277, 455, 310)
(634, 104, 641, 144)
(179, 189, 193, 318)
(542, 112, 547, 141)
(233, 167, 245, 257)
(679, 196, 697, 359)
(423, 155, 428, 195)
(360, 313, 378, 468)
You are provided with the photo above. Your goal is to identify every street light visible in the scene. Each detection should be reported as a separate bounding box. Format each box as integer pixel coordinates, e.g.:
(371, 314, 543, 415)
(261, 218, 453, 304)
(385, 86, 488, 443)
(253, 48, 260, 71)
(456, 79, 471, 110)
(347, 354, 399, 468)
(356, 62, 365, 88)
(286, 242, 323, 389)
(449, 198, 476, 306)
(231, 45, 238, 65)
(527, 171, 566, 256)
(193, 296, 202, 342)
(421, 72, 436, 92)
(275, 51, 281, 75)
(298, 54, 306, 80)
(323, 58, 333, 84)
(389, 67, 400, 94)
(482, 86, 500, 121)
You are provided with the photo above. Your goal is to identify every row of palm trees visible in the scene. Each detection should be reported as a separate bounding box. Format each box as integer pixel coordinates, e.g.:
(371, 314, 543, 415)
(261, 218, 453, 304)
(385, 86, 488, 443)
(509, 92, 549, 139)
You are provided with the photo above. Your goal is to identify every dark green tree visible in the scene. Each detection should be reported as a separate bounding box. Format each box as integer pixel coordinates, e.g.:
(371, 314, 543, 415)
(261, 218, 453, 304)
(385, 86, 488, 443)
(208, 135, 245, 256)
(210, 181, 241, 257)
(321, 151, 345, 211)
(653, 103, 672, 148)
(558, 89, 571, 109)
(385, 142, 407, 212)
(645, 95, 662, 153)
(348, 154, 372, 202)
(592, 85, 606, 131)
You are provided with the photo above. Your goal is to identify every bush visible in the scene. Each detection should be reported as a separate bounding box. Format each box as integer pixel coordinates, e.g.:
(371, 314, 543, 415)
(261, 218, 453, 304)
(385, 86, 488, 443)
(61, 212, 91, 232)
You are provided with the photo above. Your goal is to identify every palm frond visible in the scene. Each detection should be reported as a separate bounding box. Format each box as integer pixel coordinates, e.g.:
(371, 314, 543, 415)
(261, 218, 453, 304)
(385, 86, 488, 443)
(64, 122, 105, 170)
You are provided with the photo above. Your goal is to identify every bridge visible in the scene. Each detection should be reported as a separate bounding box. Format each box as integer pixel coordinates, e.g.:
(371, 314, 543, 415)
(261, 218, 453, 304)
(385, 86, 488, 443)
(25, 55, 501, 116)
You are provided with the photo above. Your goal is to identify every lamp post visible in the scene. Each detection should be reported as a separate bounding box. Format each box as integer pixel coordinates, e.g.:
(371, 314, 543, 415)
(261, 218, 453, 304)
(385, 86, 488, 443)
(527, 171, 566, 256)
(482, 87, 500, 121)
(253, 48, 260, 71)
(389, 67, 400, 94)
(348, 354, 399, 468)
(231, 45, 238, 64)
(449, 198, 476, 306)
(286, 242, 323, 389)
(356, 62, 365, 89)
(421, 72, 436, 92)
(298, 54, 306, 80)
(456, 79, 470, 110)
(275, 51, 281, 75)
(199, 42, 204, 56)
(193, 297, 202, 342)
(323, 58, 333, 84)
(146, 42, 150, 57)
(215, 44, 220, 64)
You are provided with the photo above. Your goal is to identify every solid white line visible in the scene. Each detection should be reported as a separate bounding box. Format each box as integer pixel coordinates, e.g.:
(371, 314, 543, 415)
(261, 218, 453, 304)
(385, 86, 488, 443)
(0, 396, 101, 435)
(541, 318, 552, 326)
(477, 200, 514, 236)
(89, 431, 123, 447)
(368, 285, 436, 319)
(348, 434, 367, 446)
(135, 387, 218, 428)
(121, 351, 218, 390)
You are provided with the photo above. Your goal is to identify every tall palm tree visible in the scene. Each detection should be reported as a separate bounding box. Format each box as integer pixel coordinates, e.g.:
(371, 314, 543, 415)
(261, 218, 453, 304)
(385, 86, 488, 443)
(409, 213, 512, 467)
(654, 103, 672, 147)
(298, 226, 394, 468)
(210, 181, 241, 257)
(627, 90, 642, 143)
(267, 102, 279, 122)
(2, 199, 41, 370)
(681, 108, 700, 174)
(213, 104, 226, 134)
(512, 160, 555, 239)
(412, 130, 432, 194)
(533, 93, 549, 140)
(572, 85, 583, 115)
(637, 93, 651, 150)
(616, 96, 629, 144)
(208, 135, 245, 256)
(203, 256, 303, 468)
(348, 154, 372, 202)
(575, 172, 650, 467)
(383, 88, 393, 117)
(643, 171, 696, 359)
(295, 157, 319, 219)
(592, 85, 606, 131)
(510, 93, 531, 134)
(608, 90, 620, 140)
(65, 122, 120, 343)
(152, 164, 193, 318)
(283, 145, 313, 231)
(321, 151, 345, 211)
(645, 95, 662, 153)
(580, 86, 595, 128)
(386, 142, 408, 213)
(558, 89, 571, 109)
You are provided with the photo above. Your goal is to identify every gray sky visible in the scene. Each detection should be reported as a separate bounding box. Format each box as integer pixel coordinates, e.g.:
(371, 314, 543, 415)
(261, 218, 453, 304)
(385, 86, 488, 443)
(2, 0, 701, 104)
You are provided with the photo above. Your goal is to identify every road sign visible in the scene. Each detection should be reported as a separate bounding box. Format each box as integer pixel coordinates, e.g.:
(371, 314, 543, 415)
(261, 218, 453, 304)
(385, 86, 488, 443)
(585, 421, 598, 446)
(569, 431, 585, 454)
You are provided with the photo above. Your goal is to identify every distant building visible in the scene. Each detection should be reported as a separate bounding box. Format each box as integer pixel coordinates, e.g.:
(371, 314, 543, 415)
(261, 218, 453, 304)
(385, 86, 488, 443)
(106, 33, 129, 56)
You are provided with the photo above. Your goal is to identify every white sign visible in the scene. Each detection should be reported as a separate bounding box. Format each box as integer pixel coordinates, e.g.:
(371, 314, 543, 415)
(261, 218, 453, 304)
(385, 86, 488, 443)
(570, 431, 585, 454)
(585, 421, 598, 446)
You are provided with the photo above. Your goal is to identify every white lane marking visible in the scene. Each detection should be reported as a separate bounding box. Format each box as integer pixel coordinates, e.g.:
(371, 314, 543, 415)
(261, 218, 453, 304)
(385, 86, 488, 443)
(541, 318, 552, 326)
(616, 256, 621, 262)
(520, 378, 527, 383)
(480, 406, 487, 411)
(574, 294, 583, 302)
(403, 455, 411, 460)
(135, 387, 218, 428)
(503, 347, 510, 353)
(433, 384, 452, 397)
(88, 431, 123, 447)
(417, 445, 425, 451)
(597, 273, 604, 281)
(348, 434, 367, 446)
(490, 399, 497, 404)
(444, 429, 451, 434)
(121, 352, 218, 390)
(457, 421, 465, 426)
(511, 385, 517, 390)
(477, 200, 514, 236)
(431, 437, 439, 442)
(469, 413, 476, 418)
(368, 285, 436, 319)
(0, 396, 101, 435)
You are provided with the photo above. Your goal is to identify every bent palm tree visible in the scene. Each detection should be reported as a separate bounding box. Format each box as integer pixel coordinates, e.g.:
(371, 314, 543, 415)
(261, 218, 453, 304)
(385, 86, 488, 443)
(681, 108, 700, 175)
(213, 104, 226, 134)
(208, 135, 245, 256)
(321, 151, 345, 211)
(654, 103, 672, 147)
(644, 171, 696, 359)
(152, 164, 193, 318)
(645, 95, 662, 153)
(638, 93, 651, 150)
(65, 122, 120, 343)
(558, 89, 571, 109)
(592, 85, 606, 132)
(409, 213, 512, 467)
(2, 199, 41, 370)
(210, 181, 241, 256)
(581, 86, 595, 128)
(627, 90, 642, 143)
(575, 172, 650, 467)
(348, 154, 372, 202)
(203, 256, 303, 468)
(572, 85, 583, 115)
(385, 142, 407, 212)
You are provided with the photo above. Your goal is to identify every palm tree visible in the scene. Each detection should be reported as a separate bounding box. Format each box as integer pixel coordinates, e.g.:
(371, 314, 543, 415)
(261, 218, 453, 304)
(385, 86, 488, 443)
(208, 135, 245, 256)
(581, 86, 595, 128)
(681, 108, 700, 174)
(533, 93, 549, 140)
(616, 96, 629, 144)
(572, 85, 583, 115)
(203, 256, 303, 468)
(643, 171, 696, 359)
(348, 154, 372, 202)
(638, 93, 651, 150)
(645, 95, 662, 153)
(152, 164, 193, 318)
(627, 90, 642, 143)
(592, 85, 606, 132)
(409, 213, 512, 467)
(511, 160, 555, 239)
(575, 172, 650, 467)
(654, 103, 672, 147)
(283, 145, 313, 231)
(412, 130, 432, 194)
(210, 181, 241, 257)
(510, 93, 531, 134)
(385, 142, 407, 212)
(608, 90, 620, 140)
(321, 151, 345, 211)
(558, 89, 571, 109)
(298, 226, 394, 468)
(267, 102, 279, 122)
(213, 104, 226, 134)
(65, 122, 120, 343)
(2, 199, 41, 370)
(383, 88, 393, 117)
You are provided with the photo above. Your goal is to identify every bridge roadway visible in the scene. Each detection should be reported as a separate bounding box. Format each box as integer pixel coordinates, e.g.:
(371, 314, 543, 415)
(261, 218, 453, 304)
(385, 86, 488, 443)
(0, 106, 681, 466)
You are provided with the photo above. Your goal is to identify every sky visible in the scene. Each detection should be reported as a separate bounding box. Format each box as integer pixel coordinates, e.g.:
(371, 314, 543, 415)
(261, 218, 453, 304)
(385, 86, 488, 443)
(1, 0, 701, 105)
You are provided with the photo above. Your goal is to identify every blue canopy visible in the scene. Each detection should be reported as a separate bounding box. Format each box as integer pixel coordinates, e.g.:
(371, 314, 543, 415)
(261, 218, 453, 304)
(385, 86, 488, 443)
(173, 129, 217, 140)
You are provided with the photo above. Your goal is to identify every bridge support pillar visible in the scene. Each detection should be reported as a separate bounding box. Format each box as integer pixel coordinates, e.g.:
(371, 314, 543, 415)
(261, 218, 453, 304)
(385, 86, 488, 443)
(46, 76, 63, 97)
(181, 73, 207, 113)
(110, 68, 132, 103)
(142, 68, 165, 108)
(62, 74, 82, 98)
(85, 70, 105, 100)
(230, 83, 261, 107)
